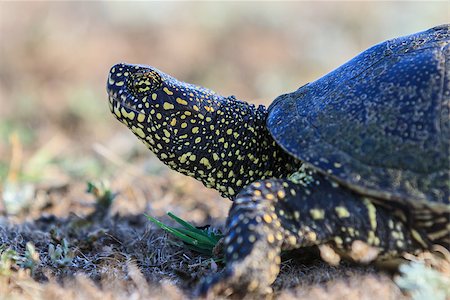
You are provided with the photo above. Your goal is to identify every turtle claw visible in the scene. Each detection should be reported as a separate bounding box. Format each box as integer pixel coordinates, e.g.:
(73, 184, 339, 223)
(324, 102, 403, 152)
(196, 266, 273, 298)
(196, 268, 235, 298)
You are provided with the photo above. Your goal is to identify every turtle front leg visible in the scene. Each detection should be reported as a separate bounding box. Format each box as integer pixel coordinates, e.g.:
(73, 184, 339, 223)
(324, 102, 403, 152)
(198, 172, 428, 296)
(198, 180, 285, 297)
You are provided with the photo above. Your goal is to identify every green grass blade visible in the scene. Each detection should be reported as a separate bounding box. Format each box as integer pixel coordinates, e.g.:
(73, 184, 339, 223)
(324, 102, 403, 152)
(167, 212, 210, 236)
(145, 214, 199, 246)
(167, 212, 222, 243)
(174, 227, 217, 246)
(145, 212, 226, 259)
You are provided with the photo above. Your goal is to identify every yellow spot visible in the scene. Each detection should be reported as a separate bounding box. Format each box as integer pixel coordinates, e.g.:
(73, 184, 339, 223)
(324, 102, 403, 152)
(192, 127, 199, 134)
(137, 113, 145, 123)
(228, 187, 235, 195)
(163, 129, 170, 138)
(270, 264, 279, 277)
(288, 236, 297, 245)
(212, 153, 219, 161)
(163, 102, 174, 110)
(121, 108, 135, 120)
(363, 198, 377, 230)
(195, 137, 201, 143)
(176, 97, 188, 105)
(247, 280, 259, 292)
(388, 220, 394, 229)
(275, 232, 283, 241)
(335, 206, 350, 218)
(410, 229, 428, 248)
(277, 190, 285, 199)
(156, 113, 162, 119)
(266, 193, 275, 200)
(179, 152, 190, 163)
(263, 214, 273, 223)
(347, 227, 355, 236)
(310, 209, 325, 220)
(170, 118, 177, 126)
(306, 231, 317, 241)
(181, 122, 187, 128)
(132, 127, 145, 138)
(267, 234, 275, 243)
(152, 93, 157, 100)
(193, 105, 199, 111)
(367, 231, 380, 245)
(226, 129, 233, 135)
(113, 106, 121, 118)
(248, 235, 256, 243)
(189, 154, 196, 161)
(163, 87, 173, 95)
(428, 228, 450, 240)
(200, 157, 211, 168)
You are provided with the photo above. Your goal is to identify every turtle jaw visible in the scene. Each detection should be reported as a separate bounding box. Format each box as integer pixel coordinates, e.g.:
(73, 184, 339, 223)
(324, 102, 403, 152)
(107, 63, 151, 116)
(106, 63, 173, 155)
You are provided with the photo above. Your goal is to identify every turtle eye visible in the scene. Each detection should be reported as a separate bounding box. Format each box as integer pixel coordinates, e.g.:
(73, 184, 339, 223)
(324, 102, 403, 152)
(129, 70, 163, 97)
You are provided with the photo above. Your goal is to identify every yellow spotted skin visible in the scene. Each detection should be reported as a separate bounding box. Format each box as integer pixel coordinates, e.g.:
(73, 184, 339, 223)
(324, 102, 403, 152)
(107, 63, 298, 199)
(198, 169, 431, 296)
(107, 63, 439, 297)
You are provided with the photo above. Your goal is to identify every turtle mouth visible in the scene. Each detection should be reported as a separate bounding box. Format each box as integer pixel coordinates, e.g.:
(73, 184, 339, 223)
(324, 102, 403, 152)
(108, 94, 147, 117)
(107, 64, 150, 118)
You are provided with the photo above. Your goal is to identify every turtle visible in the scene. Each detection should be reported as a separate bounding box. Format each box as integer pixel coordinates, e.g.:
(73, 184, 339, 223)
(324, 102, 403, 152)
(106, 24, 450, 296)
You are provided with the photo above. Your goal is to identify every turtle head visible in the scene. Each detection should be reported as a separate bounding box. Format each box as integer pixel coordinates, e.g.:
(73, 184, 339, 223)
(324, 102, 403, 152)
(107, 63, 221, 158)
(107, 63, 297, 198)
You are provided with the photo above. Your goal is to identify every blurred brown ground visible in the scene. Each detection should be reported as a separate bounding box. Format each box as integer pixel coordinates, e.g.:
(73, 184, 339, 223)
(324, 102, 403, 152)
(0, 2, 448, 299)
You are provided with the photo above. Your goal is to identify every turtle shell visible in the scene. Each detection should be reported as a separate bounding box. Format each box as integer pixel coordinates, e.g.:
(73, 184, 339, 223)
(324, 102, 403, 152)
(267, 25, 450, 207)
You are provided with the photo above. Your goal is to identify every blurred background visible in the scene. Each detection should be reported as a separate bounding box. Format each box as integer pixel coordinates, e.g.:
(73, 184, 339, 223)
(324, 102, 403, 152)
(0, 2, 448, 221)
(0, 4, 448, 298)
